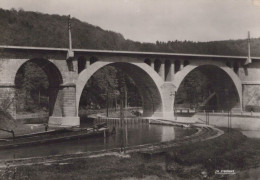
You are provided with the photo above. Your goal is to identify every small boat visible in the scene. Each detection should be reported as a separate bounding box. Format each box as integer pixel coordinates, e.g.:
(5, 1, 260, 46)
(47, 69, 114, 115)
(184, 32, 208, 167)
(0, 123, 109, 150)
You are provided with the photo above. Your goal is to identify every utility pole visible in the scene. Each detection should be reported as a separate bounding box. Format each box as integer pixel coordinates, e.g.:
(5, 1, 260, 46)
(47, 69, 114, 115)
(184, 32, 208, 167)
(68, 15, 72, 51)
(248, 31, 250, 63)
(245, 31, 252, 65)
(67, 15, 74, 71)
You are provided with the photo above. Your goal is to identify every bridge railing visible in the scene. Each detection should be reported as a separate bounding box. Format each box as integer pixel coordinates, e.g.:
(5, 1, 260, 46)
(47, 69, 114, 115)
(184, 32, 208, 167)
(195, 109, 260, 117)
(174, 108, 260, 117)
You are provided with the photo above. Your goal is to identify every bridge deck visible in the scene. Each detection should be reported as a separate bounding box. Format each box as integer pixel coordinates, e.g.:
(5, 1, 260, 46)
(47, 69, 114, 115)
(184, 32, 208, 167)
(1, 45, 260, 61)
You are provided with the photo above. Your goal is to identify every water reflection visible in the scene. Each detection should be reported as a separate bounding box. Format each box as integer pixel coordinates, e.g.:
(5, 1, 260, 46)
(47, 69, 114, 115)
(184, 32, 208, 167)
(241, 131, 260, 139)
(0, 122, 186, 160)
(161, 126, 175, 142)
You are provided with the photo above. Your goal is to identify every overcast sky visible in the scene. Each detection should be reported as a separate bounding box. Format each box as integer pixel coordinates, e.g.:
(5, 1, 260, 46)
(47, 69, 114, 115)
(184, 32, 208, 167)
(0, 0, 260, 43)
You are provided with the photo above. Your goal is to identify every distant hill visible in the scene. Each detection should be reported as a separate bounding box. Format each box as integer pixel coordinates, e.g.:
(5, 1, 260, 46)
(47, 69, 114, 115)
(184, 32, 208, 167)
(0, 8, 260, 56)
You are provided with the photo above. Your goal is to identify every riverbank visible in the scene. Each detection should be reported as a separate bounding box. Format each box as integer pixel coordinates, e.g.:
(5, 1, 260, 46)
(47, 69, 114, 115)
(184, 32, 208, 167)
(1, 128, 259, 179)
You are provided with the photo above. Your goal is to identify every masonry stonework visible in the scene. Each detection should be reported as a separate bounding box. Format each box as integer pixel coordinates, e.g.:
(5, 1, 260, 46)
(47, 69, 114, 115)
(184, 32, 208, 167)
(1, 46, 260, 127)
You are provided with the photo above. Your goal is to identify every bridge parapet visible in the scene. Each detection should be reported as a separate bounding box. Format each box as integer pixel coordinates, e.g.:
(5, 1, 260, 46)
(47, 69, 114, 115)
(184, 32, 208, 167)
(0, 46, 68, 60)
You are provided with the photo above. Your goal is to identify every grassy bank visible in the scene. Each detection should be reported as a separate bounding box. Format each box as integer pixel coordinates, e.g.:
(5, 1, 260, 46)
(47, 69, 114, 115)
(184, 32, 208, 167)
(166, 129, 252, 178)
(1, 128, 260, 179)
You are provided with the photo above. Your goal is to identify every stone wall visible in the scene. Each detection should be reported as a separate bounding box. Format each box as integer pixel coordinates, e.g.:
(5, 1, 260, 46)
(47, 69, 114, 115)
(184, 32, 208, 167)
(194, 113, 260, 130)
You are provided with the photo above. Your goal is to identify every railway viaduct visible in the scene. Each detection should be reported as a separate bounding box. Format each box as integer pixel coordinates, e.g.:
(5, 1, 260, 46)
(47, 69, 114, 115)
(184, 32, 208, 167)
(0, 45, 260, 126)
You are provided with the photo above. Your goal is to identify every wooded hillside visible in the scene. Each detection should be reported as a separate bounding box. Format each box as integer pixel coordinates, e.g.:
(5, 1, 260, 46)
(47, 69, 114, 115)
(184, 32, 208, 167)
(1, 8, 260, 56)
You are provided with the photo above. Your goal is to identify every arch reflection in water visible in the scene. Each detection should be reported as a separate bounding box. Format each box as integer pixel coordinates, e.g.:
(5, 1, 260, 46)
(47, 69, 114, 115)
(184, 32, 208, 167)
(0, 123, 186, 160)
(161, 126, 175, 142)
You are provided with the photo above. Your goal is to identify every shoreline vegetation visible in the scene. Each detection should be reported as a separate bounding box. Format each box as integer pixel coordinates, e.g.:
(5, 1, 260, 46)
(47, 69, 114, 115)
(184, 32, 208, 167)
(0, 127, 260, 180)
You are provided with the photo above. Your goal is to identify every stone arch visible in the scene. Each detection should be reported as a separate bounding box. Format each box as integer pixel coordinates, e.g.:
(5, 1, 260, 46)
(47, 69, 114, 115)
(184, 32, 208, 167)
(76, 61, 165, 117)
(172, 61, 242, 110)
(14, 58, 63, 116)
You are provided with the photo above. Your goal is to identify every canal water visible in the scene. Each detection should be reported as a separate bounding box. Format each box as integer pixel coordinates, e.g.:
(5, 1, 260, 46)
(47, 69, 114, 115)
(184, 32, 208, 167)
(0, 121, 190, 160)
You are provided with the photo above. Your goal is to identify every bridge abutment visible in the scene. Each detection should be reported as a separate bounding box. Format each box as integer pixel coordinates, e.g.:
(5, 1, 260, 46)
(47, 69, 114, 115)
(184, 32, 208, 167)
(161, 83, 175, 119)
(49, 83, 80, 126)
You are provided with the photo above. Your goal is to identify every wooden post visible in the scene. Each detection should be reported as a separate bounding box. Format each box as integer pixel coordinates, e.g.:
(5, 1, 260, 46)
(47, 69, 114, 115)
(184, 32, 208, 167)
(103, 130, 106, 138)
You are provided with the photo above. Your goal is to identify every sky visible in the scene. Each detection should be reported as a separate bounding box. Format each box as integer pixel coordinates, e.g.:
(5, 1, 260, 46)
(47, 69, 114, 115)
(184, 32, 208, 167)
(0, 0, 260, 43)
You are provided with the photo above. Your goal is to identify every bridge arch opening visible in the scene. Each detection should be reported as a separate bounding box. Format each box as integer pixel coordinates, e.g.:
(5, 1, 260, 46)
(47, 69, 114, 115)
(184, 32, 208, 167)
(174, 65, 241, 111)
(77, 62, 163, 119)
(184, 60, 190, 67)
(174, 60, 181, 73)
(154, 59, 161, 73)
(78, 56, 87, 74)
(14, 58, 63, 116)
(165, 60, 171, 81)
(90, 56, 98, 65)
(233, 62, 239, 74)
(226, 61, 232, 68)
(144, 58, 151, 66)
